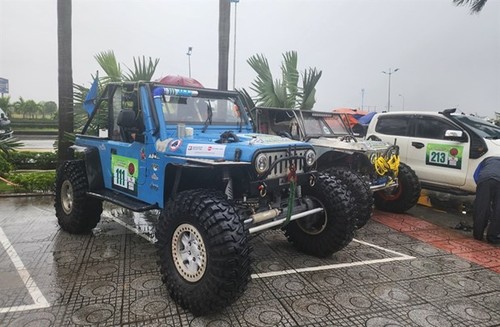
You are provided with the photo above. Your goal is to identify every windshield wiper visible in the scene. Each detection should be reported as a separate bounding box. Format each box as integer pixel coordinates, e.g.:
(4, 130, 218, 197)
(202, 100, 213, 133)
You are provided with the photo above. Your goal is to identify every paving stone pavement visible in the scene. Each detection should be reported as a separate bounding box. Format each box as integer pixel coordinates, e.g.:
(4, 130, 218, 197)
(0, 196, 499, 326)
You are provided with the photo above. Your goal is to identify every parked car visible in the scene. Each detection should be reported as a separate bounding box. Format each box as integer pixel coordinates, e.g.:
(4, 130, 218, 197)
(365, 108, 500, 195)
(249, 107, 421, 221)
(0, 108, 13, 139)
(55, 81, 357, 315)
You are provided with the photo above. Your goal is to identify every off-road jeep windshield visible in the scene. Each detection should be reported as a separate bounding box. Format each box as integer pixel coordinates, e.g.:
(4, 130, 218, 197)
(162, 95, 241, 125)
(453, 115, 500, 139)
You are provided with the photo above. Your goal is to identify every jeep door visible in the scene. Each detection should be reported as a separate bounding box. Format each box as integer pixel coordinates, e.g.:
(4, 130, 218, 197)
(407, 115, 469, 187)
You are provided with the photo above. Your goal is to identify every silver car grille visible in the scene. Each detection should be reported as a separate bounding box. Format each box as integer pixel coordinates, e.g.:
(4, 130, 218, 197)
(264, 149, 306, 179)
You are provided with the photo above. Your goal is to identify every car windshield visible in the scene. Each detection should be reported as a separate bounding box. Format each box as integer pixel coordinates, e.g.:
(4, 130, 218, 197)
(301, 114, 336, 136)
(162, 95, 241, 125)
(323, 114, 351, 135)
(453, 115, 500, 139)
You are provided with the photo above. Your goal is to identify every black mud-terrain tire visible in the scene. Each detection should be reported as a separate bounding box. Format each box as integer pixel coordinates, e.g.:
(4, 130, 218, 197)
(283, 173, 356, 257)
(155, 189, 251, 316)
(373, 162, 421, 213)
(54, 160, 102, 234)
(325, 168, 373, 229)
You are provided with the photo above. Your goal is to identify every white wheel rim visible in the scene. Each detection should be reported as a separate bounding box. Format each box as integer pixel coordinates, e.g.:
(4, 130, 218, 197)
(61, 180, 73, 215)
(297, 197, 327, 235)
(171, 223, 207, 282)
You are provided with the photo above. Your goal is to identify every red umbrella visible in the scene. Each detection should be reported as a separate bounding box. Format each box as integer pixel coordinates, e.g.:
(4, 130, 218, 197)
(156, 75, 204, 88)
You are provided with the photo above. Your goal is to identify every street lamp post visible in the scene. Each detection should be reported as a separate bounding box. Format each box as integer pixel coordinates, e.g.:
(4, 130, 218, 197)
(382, 68, 399, 112)
(231, 0, 239, 89)
(186, 46, 193, 78)
(399, 94, 405, 111)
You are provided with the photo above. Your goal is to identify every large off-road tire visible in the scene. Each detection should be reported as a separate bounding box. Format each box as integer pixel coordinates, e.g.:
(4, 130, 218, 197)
(155, 189, 251, 316)
(325, 168, 373, 229)
(283, 173, 356, 257)
(374, 162, 421, 213)
(54, 160, 102, 234)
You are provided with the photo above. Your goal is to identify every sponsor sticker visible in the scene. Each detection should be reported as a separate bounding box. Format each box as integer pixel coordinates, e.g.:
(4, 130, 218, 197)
(111, 154, 138, 195)
(426, 143, 463, 169)
(186, 144, 226, 157)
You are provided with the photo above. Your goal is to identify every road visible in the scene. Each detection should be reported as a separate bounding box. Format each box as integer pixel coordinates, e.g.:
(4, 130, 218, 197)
(15, 135, 56, 152)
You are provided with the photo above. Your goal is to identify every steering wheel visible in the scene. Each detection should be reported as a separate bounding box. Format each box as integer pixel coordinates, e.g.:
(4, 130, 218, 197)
(340, 135, 358, 142)
(366, 135, 381, 141)
(278, 131, 293, 139)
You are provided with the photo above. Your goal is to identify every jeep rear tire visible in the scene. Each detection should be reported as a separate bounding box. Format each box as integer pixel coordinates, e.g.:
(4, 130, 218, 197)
(155, 189, 251, 316)
(283, 173, 356, 257)
(373, 162, 421, 213)
(54, 160, 102, 234)
(325, 168, 373, 229)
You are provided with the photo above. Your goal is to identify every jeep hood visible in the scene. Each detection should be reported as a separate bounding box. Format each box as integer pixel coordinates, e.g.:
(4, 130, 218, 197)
(156, 133, 310, 162)
(308, 137, 391, 152)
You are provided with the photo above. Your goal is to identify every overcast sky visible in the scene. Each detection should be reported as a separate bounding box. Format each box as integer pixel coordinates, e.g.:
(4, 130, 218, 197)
(1, 0, 499, 117)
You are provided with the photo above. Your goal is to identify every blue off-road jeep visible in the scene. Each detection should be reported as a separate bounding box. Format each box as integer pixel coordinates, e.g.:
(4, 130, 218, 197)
(54, 81, 356, 315)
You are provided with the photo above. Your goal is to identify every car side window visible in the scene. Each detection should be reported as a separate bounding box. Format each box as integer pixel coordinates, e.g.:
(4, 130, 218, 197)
(375, 116, 410, 136)
(414, 117, 457, 140)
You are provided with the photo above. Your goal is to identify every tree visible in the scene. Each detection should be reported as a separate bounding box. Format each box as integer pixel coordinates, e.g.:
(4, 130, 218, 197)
(42, 101, 58, 119)
(73, 51, 160, 133)
(218, 0, 231, 90)
(0, 96, 13, 116)
(453, 0, 488, 13)
(246, 51, 322, 110)
(57, 0, 74, 162)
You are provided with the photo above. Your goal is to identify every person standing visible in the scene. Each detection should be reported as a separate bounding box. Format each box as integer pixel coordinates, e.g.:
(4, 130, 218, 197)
(473, 156, 500, 244)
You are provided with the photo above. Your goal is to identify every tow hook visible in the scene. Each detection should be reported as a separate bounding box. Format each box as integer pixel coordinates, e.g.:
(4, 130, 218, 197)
(309, 174, 316, 187)
(258, 182, 267, 197)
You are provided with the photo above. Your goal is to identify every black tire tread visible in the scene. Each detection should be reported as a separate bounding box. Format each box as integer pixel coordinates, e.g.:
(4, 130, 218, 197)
(325, 168, 373, 229)
(155, 189, 251, 316)
(54, 160, 102, 234)
(283, 173, 356, 257)
(373, 162, 421, 213)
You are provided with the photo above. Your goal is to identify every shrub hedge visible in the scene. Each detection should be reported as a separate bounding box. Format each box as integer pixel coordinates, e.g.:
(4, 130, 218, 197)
(8, 151, 58, 170)
(7, 171, 56, 193)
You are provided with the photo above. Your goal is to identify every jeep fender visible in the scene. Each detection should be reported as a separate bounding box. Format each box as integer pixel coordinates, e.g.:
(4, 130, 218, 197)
(70, 145, 104, 191)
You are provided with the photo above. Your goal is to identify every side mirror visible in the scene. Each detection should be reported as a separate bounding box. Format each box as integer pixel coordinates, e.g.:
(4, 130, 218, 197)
(444, 129, 467, 142)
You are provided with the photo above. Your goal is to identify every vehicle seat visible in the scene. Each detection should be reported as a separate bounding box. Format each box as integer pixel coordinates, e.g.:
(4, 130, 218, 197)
(117, 109, 140, 142)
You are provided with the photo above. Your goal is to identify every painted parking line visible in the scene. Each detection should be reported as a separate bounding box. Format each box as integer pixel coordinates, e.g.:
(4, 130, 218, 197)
(0, 227, 50, 313)
(109, 215, 416, 280)
(251, 239, 415, 279)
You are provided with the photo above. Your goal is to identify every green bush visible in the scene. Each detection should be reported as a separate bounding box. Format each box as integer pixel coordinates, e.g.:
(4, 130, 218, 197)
(8, 171, 56, 193)
(8, 151, 58, 170)
(0, 154, 13, 177)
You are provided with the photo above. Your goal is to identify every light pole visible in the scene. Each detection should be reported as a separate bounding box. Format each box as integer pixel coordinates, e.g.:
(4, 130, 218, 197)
(399, 94, 405, 111)
(382, 68, 399, 112)
(231, 0, 239, 89)
(186, 46, 193, 78)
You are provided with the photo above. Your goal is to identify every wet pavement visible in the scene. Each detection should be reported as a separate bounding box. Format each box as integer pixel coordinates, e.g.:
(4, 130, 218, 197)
(0, 195, 499, 326)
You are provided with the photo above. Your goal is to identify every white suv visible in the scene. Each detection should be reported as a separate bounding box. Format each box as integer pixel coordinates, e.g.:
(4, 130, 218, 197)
(365, 108, 500, 195)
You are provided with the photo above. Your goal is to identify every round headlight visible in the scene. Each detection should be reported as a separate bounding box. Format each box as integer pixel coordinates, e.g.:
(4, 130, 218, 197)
(305, 149, 316, 166)
(255, 153, 269, 174)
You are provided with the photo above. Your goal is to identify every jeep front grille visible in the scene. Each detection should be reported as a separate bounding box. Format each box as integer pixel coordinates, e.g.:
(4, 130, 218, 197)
(264, 150, 306, 179)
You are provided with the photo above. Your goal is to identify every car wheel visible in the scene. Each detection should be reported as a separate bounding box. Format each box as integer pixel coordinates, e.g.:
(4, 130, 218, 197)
(155, 189, 251, 316)
(283, 173, 356, 257)
(373, 162, 421, 213)
(54, 160, 102, 234)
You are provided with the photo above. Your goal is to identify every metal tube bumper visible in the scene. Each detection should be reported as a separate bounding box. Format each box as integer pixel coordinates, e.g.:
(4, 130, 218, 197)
(248, 207, 324, 234)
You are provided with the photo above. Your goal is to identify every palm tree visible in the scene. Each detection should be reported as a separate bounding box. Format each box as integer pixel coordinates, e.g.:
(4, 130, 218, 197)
(218, 0, 231, 90)
(0, 96, 13, 116)
(73, 51, 160, 133)
(453, 0, 488, 13)
(57, 0, 73, 162)
(246, 51, 322, 110)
